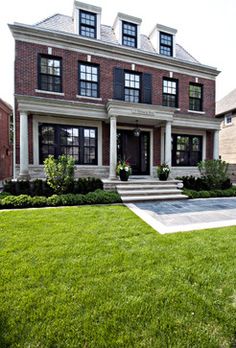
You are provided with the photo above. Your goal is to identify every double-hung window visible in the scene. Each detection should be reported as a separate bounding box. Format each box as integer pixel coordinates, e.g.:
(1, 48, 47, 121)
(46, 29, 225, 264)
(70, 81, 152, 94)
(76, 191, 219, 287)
(124, 72, 140, 103)
(122, 21, 137, 48)
(160, 32, 173, 56)
(79, 63, 99, 98)
(79, 10, 96, 38)
(39, 124, 97, 165)
(163, 78, 178, 107)
(38, 55, 62, 93)
(189, 83, 203, 111)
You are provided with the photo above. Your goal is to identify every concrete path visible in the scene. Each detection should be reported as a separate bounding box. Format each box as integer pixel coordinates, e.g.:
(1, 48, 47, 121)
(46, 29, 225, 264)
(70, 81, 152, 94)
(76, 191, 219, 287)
(126, 197, 236, 234)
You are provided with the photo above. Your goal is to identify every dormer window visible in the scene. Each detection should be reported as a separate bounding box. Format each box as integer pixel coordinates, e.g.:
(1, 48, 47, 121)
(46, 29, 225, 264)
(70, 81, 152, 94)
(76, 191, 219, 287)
(160, 32, 173, 56)
(122, 22, 137, 48)
(79, 10, 97, 38)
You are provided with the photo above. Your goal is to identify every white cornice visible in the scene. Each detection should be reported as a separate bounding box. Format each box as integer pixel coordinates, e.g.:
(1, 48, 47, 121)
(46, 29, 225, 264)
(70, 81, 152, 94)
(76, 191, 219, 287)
(173, 113, 221, 130)
(16, 94, 107, 120)
(106, 100, 174, 122)
(9, 23, 220, 80)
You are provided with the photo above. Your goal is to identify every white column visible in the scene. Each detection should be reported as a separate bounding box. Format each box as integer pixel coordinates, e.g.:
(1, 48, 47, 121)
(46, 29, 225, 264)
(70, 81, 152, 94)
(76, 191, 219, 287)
(109, 115, 117, 179)
(213, 130, 220, 160)
(19, 111, 29, 179)
(165, 121, 172, 166)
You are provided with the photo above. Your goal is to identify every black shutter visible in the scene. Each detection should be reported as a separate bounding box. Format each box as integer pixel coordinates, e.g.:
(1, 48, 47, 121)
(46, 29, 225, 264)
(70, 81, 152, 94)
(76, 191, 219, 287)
(113, 68, 124, 100)
(142, 73, 152, 104)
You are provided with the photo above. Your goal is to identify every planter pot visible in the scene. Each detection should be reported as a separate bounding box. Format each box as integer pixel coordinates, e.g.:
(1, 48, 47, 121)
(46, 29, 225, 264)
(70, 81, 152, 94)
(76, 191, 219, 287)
(158, 173, 169, 181)
(119, 170, 129, 181)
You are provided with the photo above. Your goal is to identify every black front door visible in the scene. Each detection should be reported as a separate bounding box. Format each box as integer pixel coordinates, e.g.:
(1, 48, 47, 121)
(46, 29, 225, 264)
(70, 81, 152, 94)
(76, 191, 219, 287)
(117, 130, 150, 175)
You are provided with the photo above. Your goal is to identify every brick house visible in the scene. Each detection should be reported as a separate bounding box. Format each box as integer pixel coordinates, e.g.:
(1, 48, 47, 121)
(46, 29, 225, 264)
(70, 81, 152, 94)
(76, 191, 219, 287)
(9, 1, 221, 180)
(0, 99, 13, 182)
(216, 89, 236, 163)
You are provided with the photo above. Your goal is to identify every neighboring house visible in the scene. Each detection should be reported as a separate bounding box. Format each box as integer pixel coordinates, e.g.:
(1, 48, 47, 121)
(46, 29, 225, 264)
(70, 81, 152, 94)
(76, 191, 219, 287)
(216, 89, 236, 163)
(0, 99, 13, 182)
(9, 1, 221, 180)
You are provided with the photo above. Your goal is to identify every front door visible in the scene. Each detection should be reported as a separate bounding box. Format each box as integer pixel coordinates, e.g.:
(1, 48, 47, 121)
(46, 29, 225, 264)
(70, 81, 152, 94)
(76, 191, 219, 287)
(117, 130, 150, 175)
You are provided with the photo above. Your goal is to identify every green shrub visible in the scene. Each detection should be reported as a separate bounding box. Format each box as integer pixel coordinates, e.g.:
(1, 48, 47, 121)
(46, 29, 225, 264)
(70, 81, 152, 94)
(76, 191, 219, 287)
(44, 155, 75, 194)
(177, 175, 232, 191)
(198, 159, 229, 189)
(183, 186, 236, 199)
(0, 190, 121, 209)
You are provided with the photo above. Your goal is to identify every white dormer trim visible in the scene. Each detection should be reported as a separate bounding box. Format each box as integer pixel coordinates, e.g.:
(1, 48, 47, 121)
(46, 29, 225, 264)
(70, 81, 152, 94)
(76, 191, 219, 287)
(149, 23, 177, 57)
(73, 1, 102, 39)
(113, 12, 142, 49)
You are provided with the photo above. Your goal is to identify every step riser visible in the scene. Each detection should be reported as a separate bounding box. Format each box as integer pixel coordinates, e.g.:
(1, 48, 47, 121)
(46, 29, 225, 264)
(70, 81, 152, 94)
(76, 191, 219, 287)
(118, 190, 181, 196)
(117, 185, 177, 190)
(121, 195, 188, 203)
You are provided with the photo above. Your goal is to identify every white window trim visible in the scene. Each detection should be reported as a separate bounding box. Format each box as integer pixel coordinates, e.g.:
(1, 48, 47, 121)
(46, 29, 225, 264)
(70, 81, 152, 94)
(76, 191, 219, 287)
(187, 110, 205, 115)
(76, 95, 102, 101)
(35, 89, 65, 96)
(32, 115, 102, 166)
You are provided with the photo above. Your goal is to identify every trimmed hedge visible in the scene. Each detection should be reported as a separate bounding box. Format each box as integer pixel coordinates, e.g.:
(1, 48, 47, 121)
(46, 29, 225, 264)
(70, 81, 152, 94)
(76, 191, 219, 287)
(183, 187, 236, 199)
(176, 175, 232, 191)
(0, 190, 121, 209)
(3, 178, 103, 197)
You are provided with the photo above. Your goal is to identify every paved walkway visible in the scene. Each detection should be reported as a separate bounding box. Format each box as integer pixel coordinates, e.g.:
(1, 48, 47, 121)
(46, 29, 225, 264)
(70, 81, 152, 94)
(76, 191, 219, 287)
(126, 197, 236, 234)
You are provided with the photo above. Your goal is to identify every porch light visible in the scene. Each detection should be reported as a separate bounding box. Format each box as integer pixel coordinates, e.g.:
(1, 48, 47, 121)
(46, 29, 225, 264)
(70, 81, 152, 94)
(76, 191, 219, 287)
(133, 120, 141, 137)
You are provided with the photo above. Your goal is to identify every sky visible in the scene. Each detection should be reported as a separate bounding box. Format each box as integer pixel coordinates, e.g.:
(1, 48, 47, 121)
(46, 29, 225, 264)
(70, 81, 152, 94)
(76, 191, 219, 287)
(1, 0, 235, 106)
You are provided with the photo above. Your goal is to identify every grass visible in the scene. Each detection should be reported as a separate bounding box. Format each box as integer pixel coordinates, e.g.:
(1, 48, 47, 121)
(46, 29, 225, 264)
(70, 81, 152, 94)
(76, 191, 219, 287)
(0, 205, 236, 347)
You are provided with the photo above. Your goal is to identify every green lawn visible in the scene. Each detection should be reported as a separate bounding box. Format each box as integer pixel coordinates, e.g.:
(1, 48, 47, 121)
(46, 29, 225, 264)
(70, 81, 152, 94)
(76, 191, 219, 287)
(0, 206, 236, 347)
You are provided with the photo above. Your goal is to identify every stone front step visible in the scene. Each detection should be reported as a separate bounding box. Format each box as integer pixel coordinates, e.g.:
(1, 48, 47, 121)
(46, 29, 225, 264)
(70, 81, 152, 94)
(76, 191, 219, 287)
(118, 188, 181, 196)
(121, 194, 188, 203)
(103, 178, 186, 202)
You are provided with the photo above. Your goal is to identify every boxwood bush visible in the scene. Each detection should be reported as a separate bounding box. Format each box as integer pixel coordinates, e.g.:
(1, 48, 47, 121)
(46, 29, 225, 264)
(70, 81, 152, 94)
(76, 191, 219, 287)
(177, 175, 232, 191)
(0, 190, 121, 209)
(183, 187, 236, 199)
(3, 178, 103, 197)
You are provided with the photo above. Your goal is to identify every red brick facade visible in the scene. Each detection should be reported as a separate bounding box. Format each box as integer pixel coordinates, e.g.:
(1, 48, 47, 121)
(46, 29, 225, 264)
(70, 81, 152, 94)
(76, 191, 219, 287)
(0, 99, 13, 180)
(15, 41, 216, 117)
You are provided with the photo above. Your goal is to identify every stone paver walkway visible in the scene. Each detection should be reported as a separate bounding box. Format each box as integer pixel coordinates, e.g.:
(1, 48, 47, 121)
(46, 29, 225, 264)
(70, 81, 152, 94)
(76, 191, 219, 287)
(126, 197, 236, 234)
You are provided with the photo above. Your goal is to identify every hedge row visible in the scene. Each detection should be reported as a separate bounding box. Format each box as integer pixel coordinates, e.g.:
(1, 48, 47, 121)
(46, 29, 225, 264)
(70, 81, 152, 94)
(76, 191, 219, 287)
(3, 178, 103, 197)
(183, 187, 236, 199)
(0, 190, 121, 209)
(176, 175, 232, 191)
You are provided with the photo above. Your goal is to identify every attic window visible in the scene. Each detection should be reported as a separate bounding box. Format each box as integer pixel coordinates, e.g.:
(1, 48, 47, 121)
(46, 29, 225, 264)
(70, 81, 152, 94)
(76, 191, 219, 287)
(122, 21, 137, 48)
(79, 10, 97, 38)
(160, 32, 173, 56)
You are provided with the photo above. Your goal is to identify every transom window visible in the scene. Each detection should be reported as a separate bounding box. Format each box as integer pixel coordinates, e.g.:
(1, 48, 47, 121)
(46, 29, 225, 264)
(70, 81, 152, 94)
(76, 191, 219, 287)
(160, 32, 173, 56)
(122, 21, 137, 48)
(189, 83, 203, 111)
(39, 124, 97, 165)
(79, 10, 96, 38)
(163, 78, 178, 107)
(38, 55, 62, 93)
(124, 72, 140, 103)
(172, 134, 202, 166)
(79, 63, 99, 98)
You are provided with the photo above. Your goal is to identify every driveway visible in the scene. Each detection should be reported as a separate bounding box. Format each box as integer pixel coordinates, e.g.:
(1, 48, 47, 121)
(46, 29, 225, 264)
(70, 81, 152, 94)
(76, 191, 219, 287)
(126, 197, 236, 234)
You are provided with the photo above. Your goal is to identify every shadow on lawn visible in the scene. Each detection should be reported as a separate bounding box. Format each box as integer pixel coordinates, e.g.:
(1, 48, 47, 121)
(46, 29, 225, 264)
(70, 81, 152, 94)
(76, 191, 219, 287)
(0, 313, 10, 348)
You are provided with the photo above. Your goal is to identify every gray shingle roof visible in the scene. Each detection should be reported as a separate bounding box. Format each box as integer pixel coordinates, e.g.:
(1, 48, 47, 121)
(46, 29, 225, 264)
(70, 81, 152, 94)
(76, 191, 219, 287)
(35, 14, 199, 64)
(216, 89, 236, 116)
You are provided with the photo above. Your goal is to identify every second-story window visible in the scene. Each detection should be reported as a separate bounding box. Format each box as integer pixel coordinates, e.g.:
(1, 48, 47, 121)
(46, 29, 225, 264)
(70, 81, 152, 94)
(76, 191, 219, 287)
(79, 63, 99, 98)
(189, 83, 203, 111)
(124, 72, 140, 103)
(79, 10, 97, 38)
(122, 22, 137, 48)
(38, 55, 62, 93)
(160, 32, 173, 56)
(163, 78, 178, 107)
